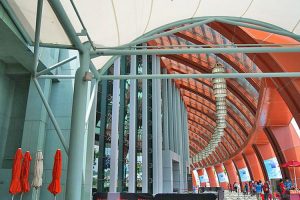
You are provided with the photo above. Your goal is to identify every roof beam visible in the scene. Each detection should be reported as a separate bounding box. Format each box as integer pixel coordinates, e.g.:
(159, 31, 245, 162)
(98, 72, 300, 80)
(92, 46, 300, 57)
(48, 0, 84, 52)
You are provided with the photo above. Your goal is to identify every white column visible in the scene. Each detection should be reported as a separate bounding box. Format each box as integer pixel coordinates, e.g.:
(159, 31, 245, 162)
(181, 99, 188, 192)
(176, 90, 184, 192)
(142, 54, 148, 193)
(152, 55, 163, 194)
(109, 58, 121, 192)
(162, 68, 169, 150)
(168, 79, 174, 152)
(172, 84, 179, 154)
(81, 80, 91, 197)
(157, 57, 163, 194)
(82, 80, 98, 200)
(128, 55, 137, 192)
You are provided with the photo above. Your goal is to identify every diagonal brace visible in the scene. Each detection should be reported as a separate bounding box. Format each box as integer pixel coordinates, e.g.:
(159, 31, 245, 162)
(33, 0, 44, 75)
(33, 78, 69, 153)
(36, 56, 77, 77)
(89, 62, 100, 80)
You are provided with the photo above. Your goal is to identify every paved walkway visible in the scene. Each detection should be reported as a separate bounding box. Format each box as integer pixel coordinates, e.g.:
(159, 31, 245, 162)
(224, 191, 258, 200)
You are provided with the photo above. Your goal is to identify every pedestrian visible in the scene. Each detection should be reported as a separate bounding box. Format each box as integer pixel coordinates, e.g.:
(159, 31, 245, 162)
(228, 183, 232, 192)
(263, 181, 270, 200)
(278, 179, 288, 200)
(249, 181, 254, 196)
(284, 178, 293, 190)
(233, 182, 239, 193)
(244, 182, 249, 195)
(252, 181, 257, 196)
(237, 183, 241, 193)
(255, 180, 262, 200)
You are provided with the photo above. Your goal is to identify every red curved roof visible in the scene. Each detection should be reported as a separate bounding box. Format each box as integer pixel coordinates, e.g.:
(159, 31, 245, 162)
(148, 21, 300, 170)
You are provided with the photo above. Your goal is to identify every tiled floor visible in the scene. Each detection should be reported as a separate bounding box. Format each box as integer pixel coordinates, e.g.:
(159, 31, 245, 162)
(224, 191, 258, 200)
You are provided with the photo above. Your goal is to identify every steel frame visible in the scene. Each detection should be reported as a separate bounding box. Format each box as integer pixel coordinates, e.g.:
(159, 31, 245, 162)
(4, 0, 300, 195)
(92, 46, 300, 57)
(29, 0, 70, 155)
(6, 2, 300, 79)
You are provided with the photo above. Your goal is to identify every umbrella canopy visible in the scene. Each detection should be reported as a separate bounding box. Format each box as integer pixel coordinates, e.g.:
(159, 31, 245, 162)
(32, 151, 43, 189)
(21, 151, 32, 193)
(280, 160, 300, 167)
(48, 149, 62, 195)
(9, 148, 23, 195)
(280, 160, 300, 189)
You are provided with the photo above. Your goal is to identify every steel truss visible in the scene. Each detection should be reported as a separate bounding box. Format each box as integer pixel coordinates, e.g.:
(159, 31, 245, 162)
(3, 0, 300, 198)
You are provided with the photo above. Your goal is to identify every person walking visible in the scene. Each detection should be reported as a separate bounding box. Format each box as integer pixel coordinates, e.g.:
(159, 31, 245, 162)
(284, 178, 293, 190)
(263, 181, 270, 200)
(244, 182, 249, 195)
(233, 182, 238, 193)
(252, 181, 257, 196)
(228, 183, 233, 192)
(278, 179, 287, 200)
(255, 180, 262, 200)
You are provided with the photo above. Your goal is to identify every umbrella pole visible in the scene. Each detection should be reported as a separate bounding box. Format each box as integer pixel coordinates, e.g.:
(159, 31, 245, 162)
(35, 189, 38, 200)
(294, 166, 297, 189)
(20, 192, 23, 200)
(11, 195, 14, 200)
(54, 195, 56, 200)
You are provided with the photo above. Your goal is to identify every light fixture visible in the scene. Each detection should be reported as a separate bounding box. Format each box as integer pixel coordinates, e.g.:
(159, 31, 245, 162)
(216, 97, 226, 102)
(212, 78, 226, 84)
(213, 83, 226, 90)
(216, 112, 227, 118)
(214, 89, 227, 97)
(194, 63, 228, 165)
(216, 101, 226, 106)
(217, 109, 227, 114)
(216, 119, 226, 123)
(212, 66, 226, 74)
(217, 115, 226, 119)
(215, 127, 224, 132)
(216, 105, 227, 110)
(211, 140, 218, 145)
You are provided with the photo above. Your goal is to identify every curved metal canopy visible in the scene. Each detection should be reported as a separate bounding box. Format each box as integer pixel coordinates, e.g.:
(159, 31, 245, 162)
(5, 0, 300, 69)
(8, 0, 300, 46)
(4, 0, 300, 167)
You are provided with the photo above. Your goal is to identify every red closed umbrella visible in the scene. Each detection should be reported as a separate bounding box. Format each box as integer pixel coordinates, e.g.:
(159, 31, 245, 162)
(48, 149, 62, 199)
(9, 148, 23, 199)
(20, 151, 32, 200)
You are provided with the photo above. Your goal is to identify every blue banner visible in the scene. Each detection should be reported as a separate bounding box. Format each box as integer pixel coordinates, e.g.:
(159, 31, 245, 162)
(238, 167, 251, 182)
(217, 172, 229, 183)
(264, 157, 282, 179)
(200, 169, 209, 183)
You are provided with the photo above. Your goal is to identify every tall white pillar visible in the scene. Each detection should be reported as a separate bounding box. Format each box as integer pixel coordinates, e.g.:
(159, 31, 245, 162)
(168, 79, 174, 152)
(152, 55, 163, 194)
(142, 54, 148, 193)
(109, 58, 121, 192)
(128, 55, 137, 192)
(176, 90, 184, 192)
(82, 81, 98, 200)
(172, 84, 179, 154)
(162, 68, 169, 150)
